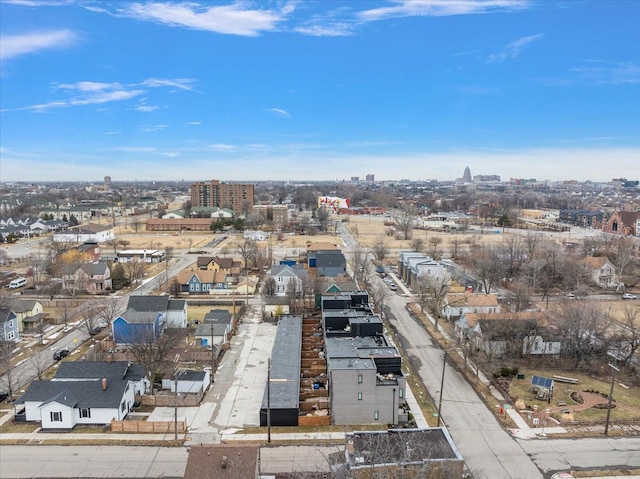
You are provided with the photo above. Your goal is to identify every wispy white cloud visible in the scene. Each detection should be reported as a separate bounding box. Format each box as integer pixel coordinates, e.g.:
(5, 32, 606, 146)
(135, 104, 159, 112)
(2, 77, 196, 112)
(486, 33, 543, 63)
(0, 29, 77, 62)
(140, 124, 169, 133)
(141, 77, 197, 91)
(116, 2, 289, 36)
(571, 60, 640, 84)
(2, 0, 75, 6)
(104, 131, 120, 135)
(208, 143, 236, 150)
(357, 0, 530, 22)
(294, 23, 355, 37)
(269, 108, 292, 118)
(186, 121, 202, 125)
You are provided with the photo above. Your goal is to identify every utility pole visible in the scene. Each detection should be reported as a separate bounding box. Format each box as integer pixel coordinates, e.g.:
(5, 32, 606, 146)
(174, 374, 178, 441)
(267, 357, 271, 443)
(604, 361, 620, 436)
(437, 351, 447, 427)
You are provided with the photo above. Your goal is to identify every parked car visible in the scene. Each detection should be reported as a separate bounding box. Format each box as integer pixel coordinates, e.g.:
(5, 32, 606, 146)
(53, 348, 70, 360)
(389, 284, 397, 291)
(0, 391, 8, 402)
(89, 326, 103, 336)
(623, 293, 637, 300)
(565, 293, 576, 298)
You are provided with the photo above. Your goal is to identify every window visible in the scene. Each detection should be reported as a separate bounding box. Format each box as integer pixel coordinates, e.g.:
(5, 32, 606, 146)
(121, 401, 126, 412)
(357, 392, 362, 401)
(374, 410, 379, 421)
(7, 320, 13, 329)
(50, 411, 62, 422)
(357, 375, 363, 384)
(80, 408, 91, 418)
(6, 332, 14, 341)
(399, 388, 404, 399)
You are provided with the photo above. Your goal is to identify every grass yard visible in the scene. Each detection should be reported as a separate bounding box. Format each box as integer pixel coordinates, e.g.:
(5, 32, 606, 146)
(507, 368, 640, 423)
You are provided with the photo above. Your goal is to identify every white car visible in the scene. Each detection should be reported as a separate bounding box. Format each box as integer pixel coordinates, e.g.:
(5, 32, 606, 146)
(622, 293, 637, 300)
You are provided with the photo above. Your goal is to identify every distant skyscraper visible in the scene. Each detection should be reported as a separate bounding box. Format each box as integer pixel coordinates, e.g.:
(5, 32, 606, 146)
(366, 174, 375, 182)
(462, 167, 472, 183)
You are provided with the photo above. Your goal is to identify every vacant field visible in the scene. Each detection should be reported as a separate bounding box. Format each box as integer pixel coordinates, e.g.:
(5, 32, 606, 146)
(507, 368, 640, 423)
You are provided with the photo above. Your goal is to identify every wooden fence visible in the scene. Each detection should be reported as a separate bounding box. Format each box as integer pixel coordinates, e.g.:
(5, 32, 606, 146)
(136, 393, 201, 407)
(110, 419, 186, 433)
(298, 415, 331, 427)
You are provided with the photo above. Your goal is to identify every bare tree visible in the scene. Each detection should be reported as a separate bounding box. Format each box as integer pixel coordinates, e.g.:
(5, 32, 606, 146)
(127, 328, 181, 384)
(505, 280, 532, 312)
(415, 273, 450, 331)
(471, 246, 505, 294)
(612, 236, 636, 286)
(316, 206, 330, 232)
(393, 205, 418, 240)
(235, 238, 258, 274)
(410, 237, 424, 254)
(79, 301, 101, 336)
(557, 300, 613, 368)
(0, 341, 17, 400)
(611, 305, 640, 368)
(369, 283, 390, 317)
(449, 236, 463, 261)
(31, 349, 50, 381)
(500, 234, 525, 279)
(123, 260, 145, 285)
(350, 246, 371, 288)
(371, 235, 389, 262)
(427, 237, 443, 261)
(262, 276, 277, 297)
(93, 297, 122, 328)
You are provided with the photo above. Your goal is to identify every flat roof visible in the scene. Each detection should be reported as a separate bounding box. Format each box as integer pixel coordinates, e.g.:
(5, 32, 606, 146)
(261, 315, 302, 410)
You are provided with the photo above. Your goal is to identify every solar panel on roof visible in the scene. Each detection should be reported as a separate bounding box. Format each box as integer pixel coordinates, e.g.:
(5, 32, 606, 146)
(531, 375, 553, 389)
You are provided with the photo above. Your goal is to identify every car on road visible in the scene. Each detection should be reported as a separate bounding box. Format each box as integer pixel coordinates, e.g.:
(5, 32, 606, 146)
(389, 284, 397, 291)
(53, 348, 70, 360)
(565, 293, 576, 298)
(0, 391, 8, 402)
(89, 326, 103, 336)
(623, 293, 637, 299)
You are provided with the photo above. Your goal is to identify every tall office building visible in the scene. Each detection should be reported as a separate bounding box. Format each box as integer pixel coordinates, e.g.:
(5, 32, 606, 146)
(462, 167, 472, 183)
(190, 180, 254, 215)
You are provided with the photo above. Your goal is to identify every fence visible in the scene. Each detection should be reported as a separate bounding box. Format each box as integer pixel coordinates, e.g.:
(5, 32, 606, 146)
(298, 415, 331, 427)
(110, 419, 186, 433)
(136, 393, 202, 407)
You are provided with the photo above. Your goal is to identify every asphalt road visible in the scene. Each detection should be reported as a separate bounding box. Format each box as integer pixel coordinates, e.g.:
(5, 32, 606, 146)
(0, 445, 188, 478)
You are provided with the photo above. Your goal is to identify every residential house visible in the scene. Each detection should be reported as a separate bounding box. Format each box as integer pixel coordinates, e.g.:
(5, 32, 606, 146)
(7, 298, 44, 333)
(315, 250, 347, 277)
(306, 241, 341, 268)
(579, 257, 619, 288)
(175, 270, 227, 294)
(267, 264, 308, 296)
(442, 292, 500, 321)
(76, 242, 100, 262)
(196, 256, 242, 276)
(161, 210, 187, 219)
(112, 295, 187, 344)
(184, 445, 259, 479)
(52, 361, 148, 396)
(455, 311, 556, 359)
(14, 377, 135, 429)
(559, 209, 605, 229)
(262, 296, 291, 319)
(190, 206, 234, 219)
(53, 223, 115, 243)
(61, 262, 112, 295)
(0, 308, 19, 342)
(195, 322, 231, 350)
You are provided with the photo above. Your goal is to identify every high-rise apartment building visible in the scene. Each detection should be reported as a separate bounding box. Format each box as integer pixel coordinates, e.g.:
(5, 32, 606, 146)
(190, 180, 254, 215)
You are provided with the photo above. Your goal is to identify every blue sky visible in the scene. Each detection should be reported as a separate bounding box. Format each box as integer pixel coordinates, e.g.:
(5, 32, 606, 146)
(1, 0, 638, 183)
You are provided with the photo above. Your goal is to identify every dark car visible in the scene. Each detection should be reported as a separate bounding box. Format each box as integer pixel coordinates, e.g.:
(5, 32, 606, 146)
(90, 326, 103, 336)
(53, 348, 70, 360)
(0, 391, 8, 402)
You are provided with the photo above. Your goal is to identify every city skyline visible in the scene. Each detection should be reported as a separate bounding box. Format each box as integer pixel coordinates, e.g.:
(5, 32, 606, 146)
(1, 0, 639, 182)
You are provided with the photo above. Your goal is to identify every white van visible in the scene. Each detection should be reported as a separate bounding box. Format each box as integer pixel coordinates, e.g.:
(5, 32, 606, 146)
(8, 277, 27, 289)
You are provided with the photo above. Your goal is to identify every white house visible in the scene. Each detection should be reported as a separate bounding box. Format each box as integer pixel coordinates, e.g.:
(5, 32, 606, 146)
(442, 292, 500, 320)
(267, 264, 308, 296)
(15, 378, 135, 429)
(243, 230, 268, 241)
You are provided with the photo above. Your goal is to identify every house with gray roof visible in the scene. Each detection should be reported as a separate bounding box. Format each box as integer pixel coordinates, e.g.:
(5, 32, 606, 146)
(0, 308, 19, 342)
(14, 376, 135, 429)
(61, 261, 112, 295)
(53, 361, 149, 395)
(112, 295, 187, 344)
(267, 264, 308, 296)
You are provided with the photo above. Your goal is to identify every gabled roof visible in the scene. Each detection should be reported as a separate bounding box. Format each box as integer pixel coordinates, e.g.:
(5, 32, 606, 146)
(7, 298, 40, 313)
(307, 241, 340, 252)
(167, 299, 186, 311)
(195, 323, 229, 337)
(204, 309, 232, 323)
(175, 270, 224, 285)
(53, 361, 144, 382)
(478, 318, 537, 340)
(14, 378, 128, 409)
(184, 445, 259, 479)
(445, 292, 499, 308)
(0, 308, 17, 324)
(126, 295, 170, 312)
(269, 264, 308, 279)
(316, 251, 346, 268)
(579, 256, 614, 270)
(463, 311, 544, 328)
(177, 370, 206, 381)
(118, 311, 161, 324)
